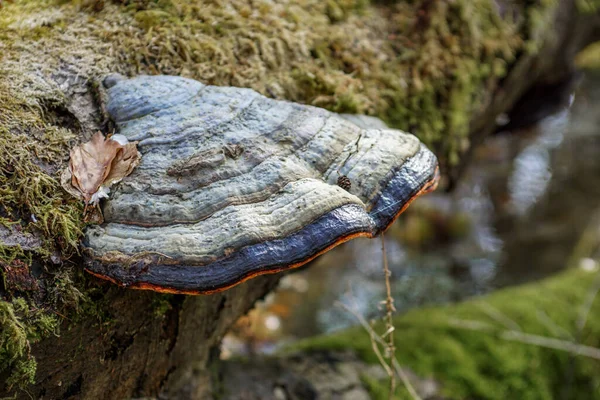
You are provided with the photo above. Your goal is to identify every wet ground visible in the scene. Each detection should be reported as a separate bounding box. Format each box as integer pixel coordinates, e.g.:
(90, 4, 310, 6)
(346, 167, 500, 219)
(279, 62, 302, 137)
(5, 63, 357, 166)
(222, 71, 600, 356)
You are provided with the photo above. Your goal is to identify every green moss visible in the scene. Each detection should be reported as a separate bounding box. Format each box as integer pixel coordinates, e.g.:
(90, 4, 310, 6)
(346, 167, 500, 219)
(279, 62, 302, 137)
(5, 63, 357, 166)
(361, 374, 417, 400)
(63, 0, 547, 167)
(360, 374, 391, 400)
(47, 268, 85, 313)
(290, 68, 364, 114)
(0, 301, 28, 368)
(151, 293, 174, 317)
(134, 9, 178, 30)
(0, 83, 84, 263)
(524, 0, 558, 54)
(0, 12, 88, 390)
(0, 244, 30, 266)
(0, 298, 61, 391)
(0, 0, 553, 169)
(576, 41, 600, 70)
(325, 0, 369, 23)
(577, 0, 600, 14)
(71, 286, 114, 328)
(5, 358, 37, 390)
(288, 268, 600, 399)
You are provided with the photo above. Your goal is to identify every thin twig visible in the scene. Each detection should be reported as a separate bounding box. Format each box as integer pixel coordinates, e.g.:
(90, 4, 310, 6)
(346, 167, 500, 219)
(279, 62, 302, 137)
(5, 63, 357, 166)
(336, 300, 422, 400)
(536, 310, 574, 340)
(577, 272, 600, 334)
(337, 301, 394, 374)
(381, 233, 396, 398)
(500, 331, 600, 360)
(448, 318, 600, 360)
(477, 302, 521, 331)
(392, 359, 420, 399)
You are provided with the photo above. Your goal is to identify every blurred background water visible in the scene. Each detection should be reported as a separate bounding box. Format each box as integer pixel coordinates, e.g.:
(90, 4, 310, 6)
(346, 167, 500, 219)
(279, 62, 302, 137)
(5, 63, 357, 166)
(222, 71, 600, 358)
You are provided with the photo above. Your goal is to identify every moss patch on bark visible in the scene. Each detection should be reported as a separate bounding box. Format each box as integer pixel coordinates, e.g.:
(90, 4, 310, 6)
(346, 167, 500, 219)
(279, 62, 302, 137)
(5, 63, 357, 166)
(87, 0, 534, 168)
(0, 298, 60, 390)
(1, 0, 556, 167)
(576, 41, 600, 70)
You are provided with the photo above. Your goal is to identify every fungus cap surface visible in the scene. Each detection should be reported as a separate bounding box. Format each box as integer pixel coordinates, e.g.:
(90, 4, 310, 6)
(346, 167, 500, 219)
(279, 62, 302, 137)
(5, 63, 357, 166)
(84, 75, 439, 294)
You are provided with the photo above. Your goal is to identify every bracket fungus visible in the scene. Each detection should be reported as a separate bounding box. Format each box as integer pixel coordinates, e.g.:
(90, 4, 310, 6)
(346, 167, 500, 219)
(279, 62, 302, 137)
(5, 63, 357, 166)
(83, 75, 439, 294)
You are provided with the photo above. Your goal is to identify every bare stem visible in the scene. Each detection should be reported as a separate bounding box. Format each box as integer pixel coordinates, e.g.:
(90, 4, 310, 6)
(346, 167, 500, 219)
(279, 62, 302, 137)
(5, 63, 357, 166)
(448, 318, 600, 360)
(335, 300, 422, 400)
(501, 331, 600, 359)
(577, 272, 600, 334)
(381, 232, 396, 399)
(333, 232, 422, 400)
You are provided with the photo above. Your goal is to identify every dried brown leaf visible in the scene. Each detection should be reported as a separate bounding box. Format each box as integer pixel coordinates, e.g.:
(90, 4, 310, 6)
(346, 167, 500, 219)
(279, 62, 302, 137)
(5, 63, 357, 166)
(69, 132, 122, 202)
(60, 167, 84, 201)
(65, 132, 141, 205)
(104, 142, 141, 187)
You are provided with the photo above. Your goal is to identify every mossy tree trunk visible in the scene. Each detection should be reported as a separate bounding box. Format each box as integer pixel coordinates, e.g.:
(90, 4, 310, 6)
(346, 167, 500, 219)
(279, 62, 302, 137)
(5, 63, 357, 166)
(1, 273, 280, 399)
(457, 0, 600, 185)
(1, 0, 599, 399)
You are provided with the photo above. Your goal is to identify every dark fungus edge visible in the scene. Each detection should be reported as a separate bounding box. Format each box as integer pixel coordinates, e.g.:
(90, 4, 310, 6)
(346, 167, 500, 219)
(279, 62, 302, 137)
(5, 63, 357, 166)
(85, 145, 439, 294)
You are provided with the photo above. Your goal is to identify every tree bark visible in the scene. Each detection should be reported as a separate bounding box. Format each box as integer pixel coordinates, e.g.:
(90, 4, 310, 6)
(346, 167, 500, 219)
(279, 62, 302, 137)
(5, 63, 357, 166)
(1, 275, 280, 399)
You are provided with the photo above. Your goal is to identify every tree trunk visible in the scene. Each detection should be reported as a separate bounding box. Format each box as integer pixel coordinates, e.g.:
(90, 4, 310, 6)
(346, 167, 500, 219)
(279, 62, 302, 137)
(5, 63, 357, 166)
(1, 274, 280, 399)
(455, 0, 600, 186)
(1, 0, 599, 399)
